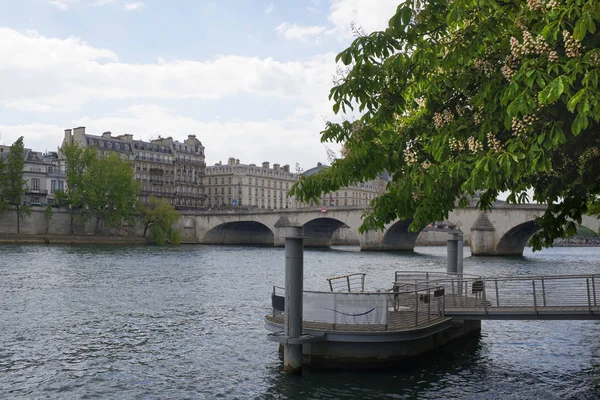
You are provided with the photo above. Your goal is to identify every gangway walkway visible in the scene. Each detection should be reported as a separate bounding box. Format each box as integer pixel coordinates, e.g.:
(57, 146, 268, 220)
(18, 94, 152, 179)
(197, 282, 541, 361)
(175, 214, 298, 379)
(394, 273, 600, 321)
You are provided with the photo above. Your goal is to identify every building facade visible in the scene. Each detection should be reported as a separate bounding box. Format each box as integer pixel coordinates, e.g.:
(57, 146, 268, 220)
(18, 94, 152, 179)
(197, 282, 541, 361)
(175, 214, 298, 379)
(0, 145, 65, 206)
(204, 159, 388, 210)
(205, 158, 299, 209)
(301, 162, 388, 208)
(61, 127, 206, 208)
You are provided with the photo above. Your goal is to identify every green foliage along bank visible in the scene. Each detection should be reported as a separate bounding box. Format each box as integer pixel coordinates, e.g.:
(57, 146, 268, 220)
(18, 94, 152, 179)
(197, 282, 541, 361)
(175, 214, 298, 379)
(140, 196, 181, 245)
(291, 0, 600, 250)
(0, 137, 30, 233)
(56, 142, 140, 235)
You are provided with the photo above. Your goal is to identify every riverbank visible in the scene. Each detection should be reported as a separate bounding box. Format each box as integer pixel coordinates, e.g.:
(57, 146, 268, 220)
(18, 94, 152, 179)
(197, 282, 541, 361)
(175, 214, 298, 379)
(0, 233, 148, 245)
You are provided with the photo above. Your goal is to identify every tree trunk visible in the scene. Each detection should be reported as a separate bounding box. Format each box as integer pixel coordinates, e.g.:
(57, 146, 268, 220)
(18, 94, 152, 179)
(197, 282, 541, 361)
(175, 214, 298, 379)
(70, 208, 74, 234)
(15, 205, 20, 234)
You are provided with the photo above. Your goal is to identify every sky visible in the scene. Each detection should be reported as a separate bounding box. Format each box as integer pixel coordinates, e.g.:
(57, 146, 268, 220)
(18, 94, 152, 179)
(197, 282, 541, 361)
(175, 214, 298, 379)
(0, 0, 400, 169)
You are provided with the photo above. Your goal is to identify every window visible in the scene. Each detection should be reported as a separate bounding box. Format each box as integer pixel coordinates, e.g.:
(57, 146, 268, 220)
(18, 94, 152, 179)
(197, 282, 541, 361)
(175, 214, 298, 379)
(50, 180, 56, 194)
(47, 166, 54, 174)
(31, 178, 40, 191)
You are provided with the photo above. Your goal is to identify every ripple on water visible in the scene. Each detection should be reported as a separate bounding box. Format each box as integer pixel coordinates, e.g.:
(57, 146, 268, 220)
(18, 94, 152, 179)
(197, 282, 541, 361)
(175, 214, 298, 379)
(0, 244, 599, 398)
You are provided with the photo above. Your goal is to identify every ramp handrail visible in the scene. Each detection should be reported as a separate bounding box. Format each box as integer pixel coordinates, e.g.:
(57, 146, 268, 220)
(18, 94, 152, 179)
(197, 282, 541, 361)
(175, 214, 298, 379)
(430, 274, 599, 312)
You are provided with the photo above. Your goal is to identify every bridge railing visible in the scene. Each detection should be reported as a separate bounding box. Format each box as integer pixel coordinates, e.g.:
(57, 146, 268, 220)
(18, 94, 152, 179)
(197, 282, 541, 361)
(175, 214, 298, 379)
(420, 274, 599, 312)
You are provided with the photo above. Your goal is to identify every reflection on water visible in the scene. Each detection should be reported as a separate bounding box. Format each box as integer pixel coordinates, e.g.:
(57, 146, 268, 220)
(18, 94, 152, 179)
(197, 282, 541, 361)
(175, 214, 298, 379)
(0, 244, 599, 398)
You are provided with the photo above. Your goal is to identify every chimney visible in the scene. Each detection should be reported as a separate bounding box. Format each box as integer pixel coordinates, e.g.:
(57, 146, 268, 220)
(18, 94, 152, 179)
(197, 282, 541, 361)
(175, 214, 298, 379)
(102, 131, 112, 138)
(283, 164, 290, 173)
(64, 128, 73, 143)
(186, 134, 197, 146)
(73, 126, 86, 140)
(273, 163, 280, 170)
(262, 161, 270, 169)
(228, 157, 236, 166)
(118, 134, 133, 142)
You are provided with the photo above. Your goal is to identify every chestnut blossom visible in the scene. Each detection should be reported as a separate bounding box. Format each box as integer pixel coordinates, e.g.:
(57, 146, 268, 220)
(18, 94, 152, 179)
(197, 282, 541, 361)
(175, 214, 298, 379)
(486, 133, 503, 152)
(563, 30, 583, 58)
(467, 136, 484, 153)
(512, 113, 539, 136)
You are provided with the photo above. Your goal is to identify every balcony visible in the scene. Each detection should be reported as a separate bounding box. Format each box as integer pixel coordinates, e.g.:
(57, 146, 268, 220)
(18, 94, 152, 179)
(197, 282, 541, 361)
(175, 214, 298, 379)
(26, 189, 48, 194)
(135, 155, 173, 164)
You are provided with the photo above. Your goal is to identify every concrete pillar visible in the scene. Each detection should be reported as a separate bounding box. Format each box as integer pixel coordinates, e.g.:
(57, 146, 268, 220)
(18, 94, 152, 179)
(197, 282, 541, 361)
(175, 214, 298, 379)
(447, 233, 459, 274)
(457, 235, 464, 275)
(283, 226, 304, 374)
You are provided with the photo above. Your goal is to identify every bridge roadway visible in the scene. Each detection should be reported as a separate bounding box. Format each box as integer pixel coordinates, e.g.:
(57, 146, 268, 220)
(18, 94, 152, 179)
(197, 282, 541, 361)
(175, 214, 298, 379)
(176, 203, 600, 256)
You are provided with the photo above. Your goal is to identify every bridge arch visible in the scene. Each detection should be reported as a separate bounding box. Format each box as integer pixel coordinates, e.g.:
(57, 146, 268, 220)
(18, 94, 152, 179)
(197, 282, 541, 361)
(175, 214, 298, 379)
(379, 219, 421, 251)
(204, 221, 274, 245)
(494, 220, 539, 256)
(303, 217, 347, 248)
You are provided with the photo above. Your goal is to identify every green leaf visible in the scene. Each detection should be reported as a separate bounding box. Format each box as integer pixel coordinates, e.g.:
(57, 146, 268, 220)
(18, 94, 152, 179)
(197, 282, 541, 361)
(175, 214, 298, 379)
(574, 17, 587, 41)
(538, 76, 565, 104)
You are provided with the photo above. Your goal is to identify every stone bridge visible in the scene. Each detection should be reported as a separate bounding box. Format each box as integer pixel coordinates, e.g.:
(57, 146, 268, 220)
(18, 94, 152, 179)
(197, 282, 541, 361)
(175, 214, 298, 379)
(175, 204, 600, 256)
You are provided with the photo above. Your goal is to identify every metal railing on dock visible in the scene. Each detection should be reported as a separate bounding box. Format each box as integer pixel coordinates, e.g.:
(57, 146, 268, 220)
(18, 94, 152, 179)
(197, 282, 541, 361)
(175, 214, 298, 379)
(327, 273, 366, 292)
(413, 274, 600, 319)
(270, 284, 447, 331)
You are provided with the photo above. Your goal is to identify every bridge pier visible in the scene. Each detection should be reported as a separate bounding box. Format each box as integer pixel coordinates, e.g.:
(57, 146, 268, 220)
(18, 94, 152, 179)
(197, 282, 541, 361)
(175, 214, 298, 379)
(470, 213, 496, 256)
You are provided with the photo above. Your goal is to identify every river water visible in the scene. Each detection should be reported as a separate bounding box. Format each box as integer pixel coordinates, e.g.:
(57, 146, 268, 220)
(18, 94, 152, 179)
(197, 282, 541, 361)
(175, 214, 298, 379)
(0, 244, 599, 399)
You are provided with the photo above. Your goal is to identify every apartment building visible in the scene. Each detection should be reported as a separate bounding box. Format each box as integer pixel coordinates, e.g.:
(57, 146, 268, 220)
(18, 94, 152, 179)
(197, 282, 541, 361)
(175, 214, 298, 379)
(302, 162, 388, 208)
(61, 127, 206, 208)
(0, 146, 64, 206)
(205, 158, 298, 209)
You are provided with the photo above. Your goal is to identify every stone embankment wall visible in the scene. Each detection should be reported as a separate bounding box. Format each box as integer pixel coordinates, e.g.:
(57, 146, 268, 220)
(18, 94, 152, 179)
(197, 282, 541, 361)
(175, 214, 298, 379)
(0, 207, 146, 244)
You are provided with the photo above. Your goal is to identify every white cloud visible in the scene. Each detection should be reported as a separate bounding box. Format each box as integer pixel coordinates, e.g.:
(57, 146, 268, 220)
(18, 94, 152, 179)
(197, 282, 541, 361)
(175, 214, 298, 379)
(308, 0, 321, 13)
(0, 28, 336, 113)
(278, 0, 399, 42)
(45, 0, 80, 10)
(265, 2, 274, 14)
(0, 28, 341, 167)
(275, 23, 328, 43)
(124, 1, 144, 11)
(45, 0, 145, 11)
(0, 105, 337, 169)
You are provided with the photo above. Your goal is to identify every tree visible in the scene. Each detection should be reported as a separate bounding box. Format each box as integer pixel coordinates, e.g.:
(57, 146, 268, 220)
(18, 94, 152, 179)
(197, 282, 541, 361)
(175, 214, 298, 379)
(60, 142, 140, 234)
(0, 151, 8, 215)
(57, 142, 95, 233)
(2, 137, 29, 233)
(84, 151, 140, 234)
(44, 204, 53, 234)
(290, 0, 600, 250)
(140, 196, 181, 245)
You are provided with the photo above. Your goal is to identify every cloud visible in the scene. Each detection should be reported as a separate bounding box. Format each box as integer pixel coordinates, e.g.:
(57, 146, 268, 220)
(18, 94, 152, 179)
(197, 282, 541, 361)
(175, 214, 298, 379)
(45, 0, 145, 11)
(277, 0, 399, 42)
(0, 28, 337, 113)
(45, 0, 80, 10)
(308, 0, 321, 13)
(124, 1, 144, 10)
(0, 105, 338, 169)
(275, 23, 328, 43)
(265, 2, 274, 14)
(0, 28, 341, 167)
